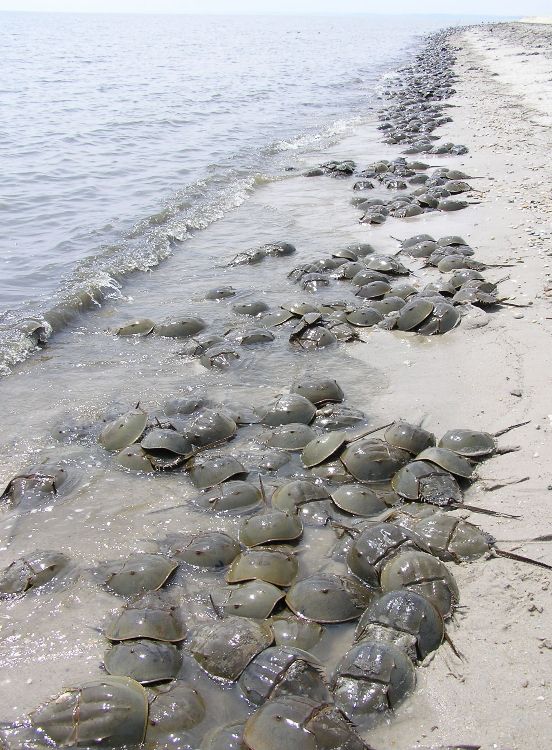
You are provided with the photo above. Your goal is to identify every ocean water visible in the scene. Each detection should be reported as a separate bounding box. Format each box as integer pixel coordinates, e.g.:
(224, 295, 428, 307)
(0, 11, 498, 373)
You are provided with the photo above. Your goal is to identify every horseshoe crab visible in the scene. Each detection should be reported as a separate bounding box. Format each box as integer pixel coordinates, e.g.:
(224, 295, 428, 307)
(355, 281, 392, 300)
(267, 423, 317, 451)
(438, 428, 497, 458)
(417, 302, 460, 335)
(271, 480, 331, 519)
(200, 721, 246, 750)
(415, 447, 474, 479)
(187, 409, 237, 447)
(261, 395, 316, 427)
(200, 343, 241, 370)
(182, 335, 226, 357)
(285, 573, 374, 623)
(346, 308, 383, 328)
(395, 299, 434, 331)
(238, 646, 329, 706)
(331, 640, 416, 727)
(188, 456, 246, 489)
(341, 438, 410, 483)
(104, 639, 182, 684)
(380, 550, 460, 618)
(354, 590, 444, 661)
(197, 480, 262, 513)
(330, 484, 388, 518)
(161, 531, 240, 569)
(115, 319, 155, 336)
(105, 592, 186, 642)
(291, 378, 344, 406)
(115, 445, 155, 473)
(96, 554, 177, 597)
(191, 616, 273, 681)
(271, 614, 323, 650)
(232, 328, 275, 346)
(146, 681, 206, 742)
(314, 404, 366, 431)
(29, 676, 148, 747)
(154, 317, 206, 338)
(99, 406, 148, 452)
(226, 547, 298, 586)
(406, 512, 552, 570)
(213, 580, 285, 619)
(347, 523, 422, 587)
(0, 550, 70, 596)
(243, 695, 369, 750)
(1, 464, 74, 508)
(385, 421, 436, 455)
(205, 286, 237, 300)
(391, 460, 463, 507)
(233, 301, 270, 316)
(239, 511, 303, 547)
(301, 431, 348, 468)
(141, 429, 195, 460)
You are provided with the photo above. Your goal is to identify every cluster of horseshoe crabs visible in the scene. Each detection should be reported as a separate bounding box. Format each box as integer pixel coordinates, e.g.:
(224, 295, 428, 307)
(2, 372, 549, 749)
(1, 27, 547, 750)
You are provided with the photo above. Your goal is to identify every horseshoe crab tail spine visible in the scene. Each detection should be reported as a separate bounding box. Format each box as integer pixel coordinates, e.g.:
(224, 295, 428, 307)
(493, 421, 531, 438)
(480, 475, 529, 491)
(444, 630, 466, 662)
(493, 549, 552, 571)
(451, 503, 521, 520)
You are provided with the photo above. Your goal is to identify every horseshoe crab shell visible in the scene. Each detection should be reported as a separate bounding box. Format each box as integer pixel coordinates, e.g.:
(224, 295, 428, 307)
(233, 301, 270, 316)
(115, 319, 155, 336)
(395, 299, 434, 331)
(29, 676, 148, 747)
(99, 407, 148, 452)
(104, 639, 182, 684)
(438, 428, 496, 458)
(331, 640, 415, 727)
(354, 590, 444, 661)
(301, 432, 347, 468)
(267, 423, 317, 451)
(214, 580, 285, 619)
(271, 480, 331, 514)
(416, 302, 460, 335)
(238, 646, 329, 706)
(391, 460, 462, 506)
(197, 480, 262, 513)
(205, 286, 237, 300)
(285, 574, 374, 623)
(154, 317, 206, 338)
(261, 395, 316, 427)
(105, 592, 186, 642)
(141, 429, 195, 458)
(200, 721, 246, 750)
(341, 439, 410, 483)
(187, 410, 237, 447)
(191, 616, 273, 681)
(239, 512, 303, 547)
(226, 547, 298, 586)
(243, 695, 368, 750)
(384, 422, 436, 455)
(330, 484, 388, 518)
(290, 378, 344, 406)
(146, 682, 206, 741)
(347, 523, 421, 587)
(114, 445, 155, 473)
(0, 550, 70, 596)
(415, 447, 474, 479)
(97, 554, 177, 597)
(270, 615, 323, 650)
(188, 456, 246, 489)
(162, 531, 240, 569)
(346, 308, 383, 328)
(380, 550, 460, 618)
(200, 344, 241, 370)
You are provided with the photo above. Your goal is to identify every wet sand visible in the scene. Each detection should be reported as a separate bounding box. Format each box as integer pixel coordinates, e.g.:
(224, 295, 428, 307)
(0, 21, 551, 750)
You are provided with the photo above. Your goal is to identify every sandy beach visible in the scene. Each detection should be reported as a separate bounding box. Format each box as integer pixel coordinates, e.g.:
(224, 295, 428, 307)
(0, 18, 551, 750)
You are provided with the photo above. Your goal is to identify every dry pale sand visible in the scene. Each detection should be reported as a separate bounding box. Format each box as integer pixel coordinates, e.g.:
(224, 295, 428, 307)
(359, 23, 552, 750)
(518, 17, 552, 24)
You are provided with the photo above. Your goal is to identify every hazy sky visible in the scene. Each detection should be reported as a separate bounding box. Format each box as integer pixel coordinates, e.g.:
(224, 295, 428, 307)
(0, 0, 548, 14)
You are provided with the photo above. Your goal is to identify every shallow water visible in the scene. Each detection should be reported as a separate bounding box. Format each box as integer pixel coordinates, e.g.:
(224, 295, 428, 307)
(0, 11, 498, 373)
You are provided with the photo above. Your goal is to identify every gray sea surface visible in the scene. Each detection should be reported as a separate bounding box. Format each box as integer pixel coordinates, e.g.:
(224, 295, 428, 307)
(0, 11, 502, 373)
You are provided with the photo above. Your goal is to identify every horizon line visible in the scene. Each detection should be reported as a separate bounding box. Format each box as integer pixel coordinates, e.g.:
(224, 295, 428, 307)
(0, 9, 521, 17)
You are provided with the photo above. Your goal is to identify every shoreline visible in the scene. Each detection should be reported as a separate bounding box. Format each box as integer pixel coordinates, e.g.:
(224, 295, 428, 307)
(0, 20, 550, 750)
